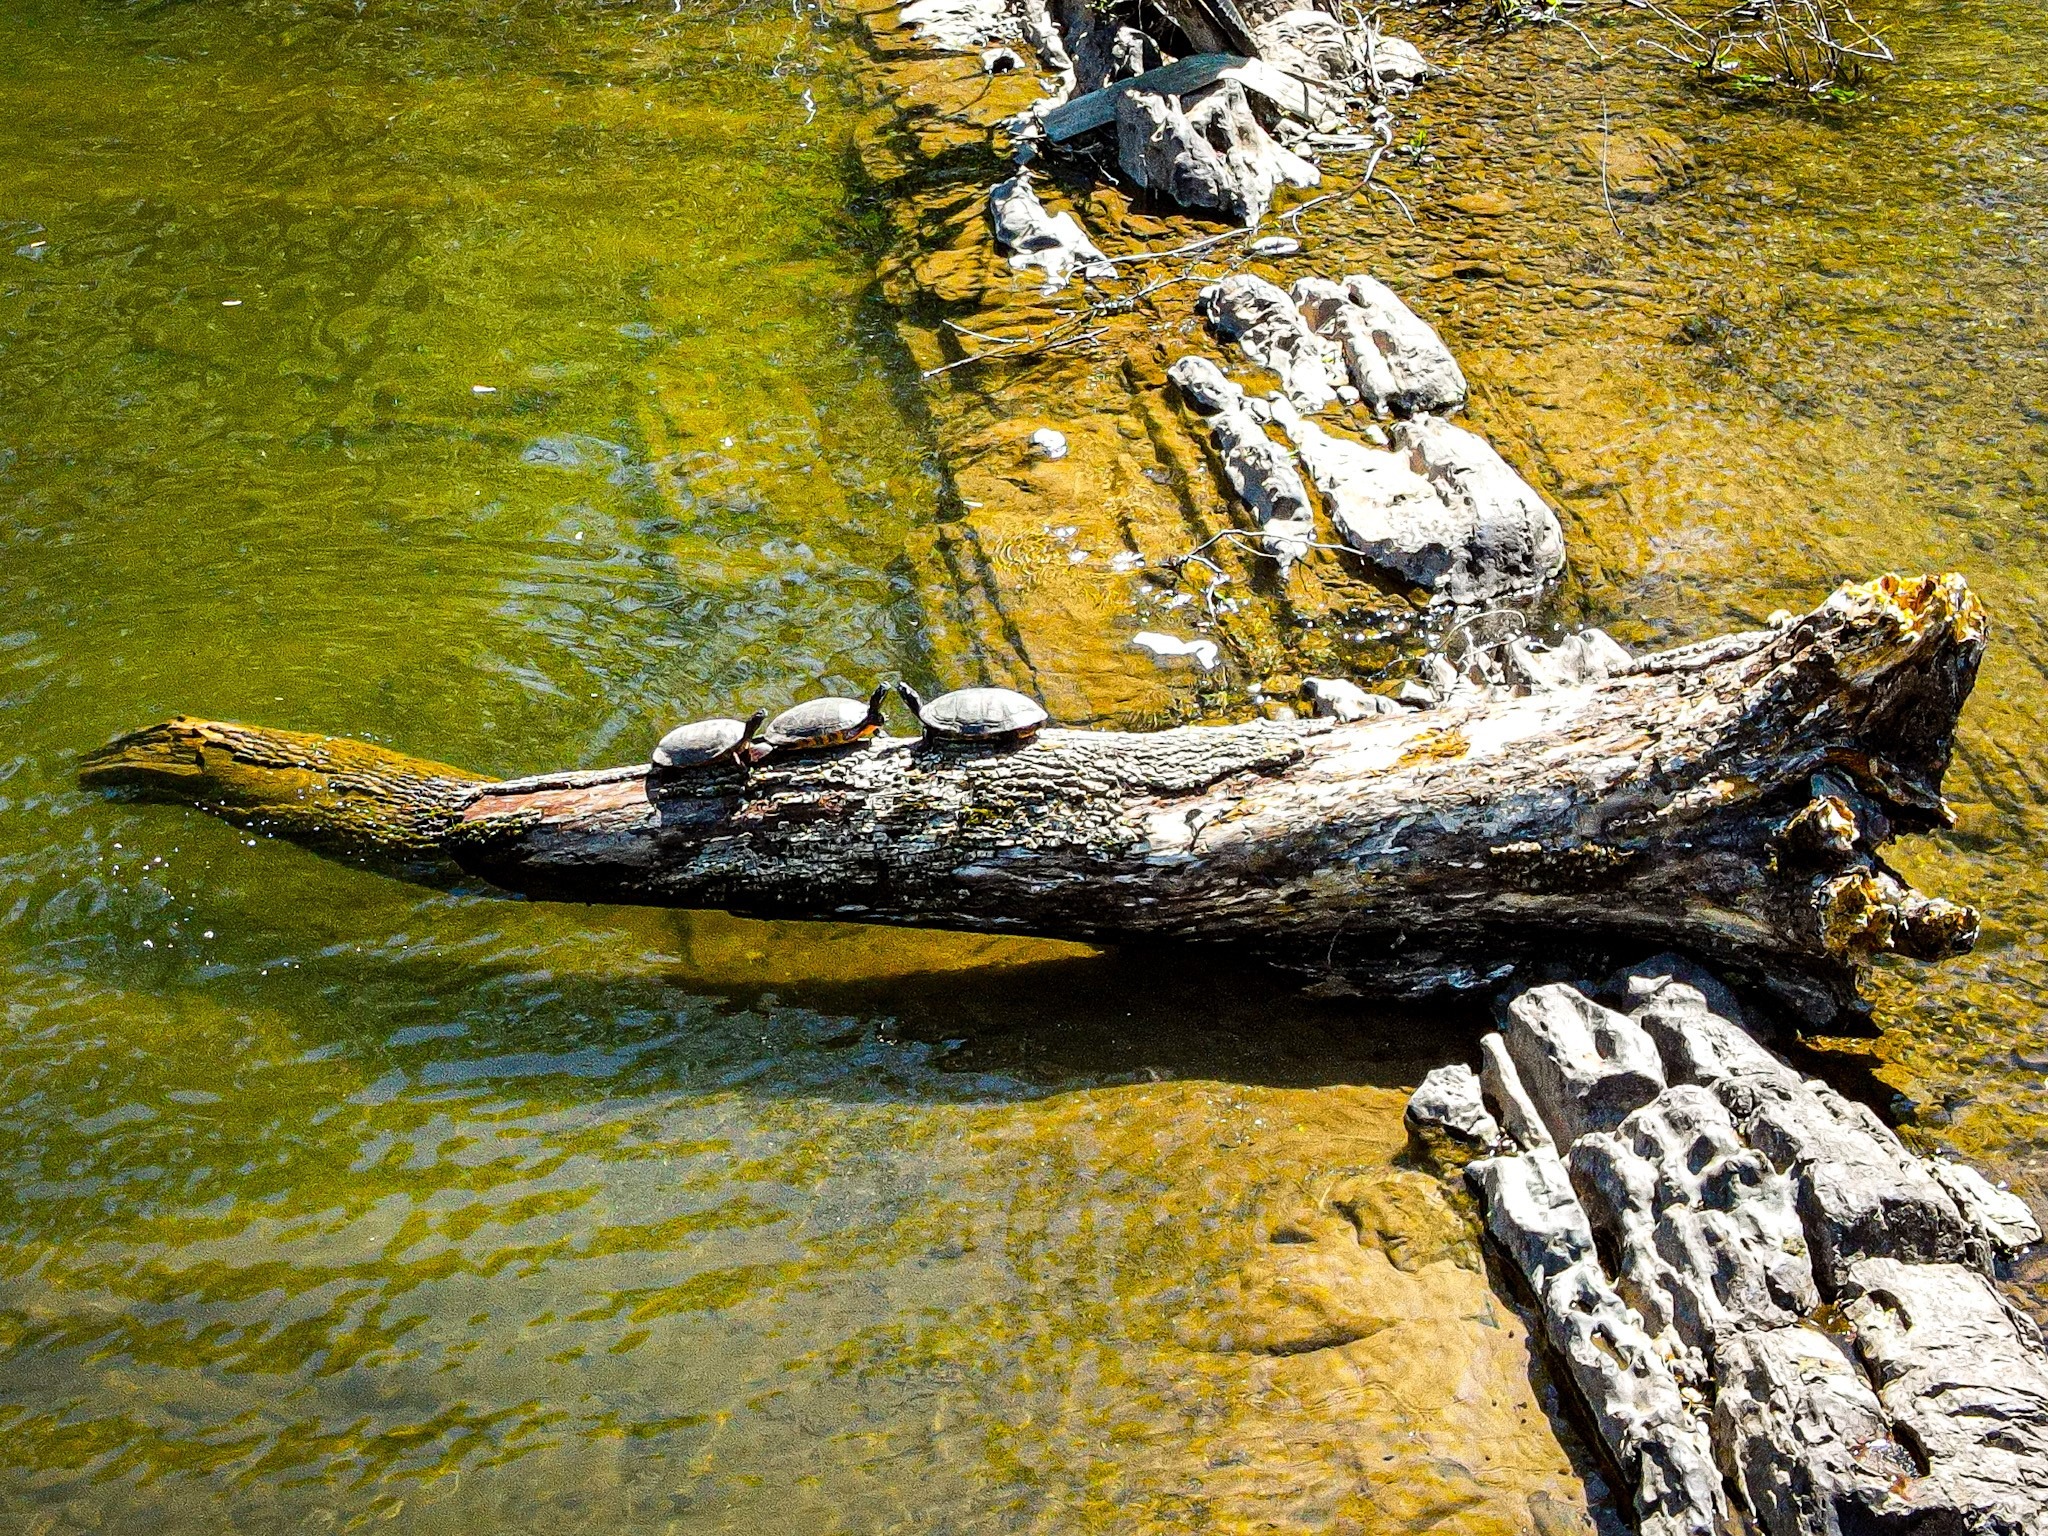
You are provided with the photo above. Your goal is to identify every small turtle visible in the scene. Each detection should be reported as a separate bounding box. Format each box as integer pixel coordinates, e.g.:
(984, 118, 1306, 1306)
(759, 684, 891, 754)
(651, 708, 766, 776)
(896, 682, 1047, 745)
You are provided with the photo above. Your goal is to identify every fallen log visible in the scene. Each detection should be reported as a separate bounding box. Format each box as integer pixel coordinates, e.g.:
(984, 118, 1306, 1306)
(78, 574, 1984, 1025)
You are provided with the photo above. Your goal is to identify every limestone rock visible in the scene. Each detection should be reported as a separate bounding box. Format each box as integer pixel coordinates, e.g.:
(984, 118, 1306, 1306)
(1543, 1258, 1725, 1536)
(1709, 1323, 1918, 1536)
(1167, 355, 1316, 570)
(987, 172, 1113, 290)
(1406, 1063, 1500, 1165)
(1717, 1071, 1972, 1295)
(1471, 1146, 1724, 1536)
(1345, 274, 1469, 414)
(1843, 1258, 2048, 1532)
(1197, 274, 1341, 411)
(1362, 32, 1430, 92)
(1503, 983, 1666, 1146)
(1301, 677, 1398, 721)
(1567, 1086, 1817, 1362)
(1249, 9, 1356, 88)
(1627, 979, 1786, 1089)
(1291, 274, 1466, 416)
(1468, 1147, 1595, 1288)
(1389, 414, 1566, 601)
(1929, 1158, 2044, 1254)
(1116, 80, 1319, 228)
(1504, 629, 1635, 692)
(899, 0, 1012, 52)
(1479, 1029, 1555, 1152)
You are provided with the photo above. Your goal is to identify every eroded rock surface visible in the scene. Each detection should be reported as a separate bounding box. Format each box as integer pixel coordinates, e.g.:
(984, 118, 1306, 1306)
(1390, 414, 1566, 599)
(1292, 273, 1466, 415)
(1422, 972, 2048, 1536)
(1197, 274, 1341, 410)
(1117, 79, 1319, 226)
(1167, 355, 1316, 568)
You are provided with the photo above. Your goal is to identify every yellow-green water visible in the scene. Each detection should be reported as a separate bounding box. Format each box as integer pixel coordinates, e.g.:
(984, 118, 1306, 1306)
(0, 1, 1604, 1531)
(5, 0, 2046, 1529)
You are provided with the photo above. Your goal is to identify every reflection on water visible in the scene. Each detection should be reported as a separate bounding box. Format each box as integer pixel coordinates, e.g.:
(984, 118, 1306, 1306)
(0, 0, 1604, 1529)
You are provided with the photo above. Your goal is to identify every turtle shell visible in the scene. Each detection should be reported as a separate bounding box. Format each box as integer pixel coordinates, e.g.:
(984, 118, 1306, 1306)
(652, 710, 762, 770)
(763, 685, 887, 749)
(918, 687, 1047, 741)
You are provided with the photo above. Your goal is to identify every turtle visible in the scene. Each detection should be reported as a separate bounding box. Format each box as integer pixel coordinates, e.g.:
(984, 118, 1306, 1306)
(758, 684, 891, 755)
(650, 708, 766, 776)
(896, 682, 1047, 745)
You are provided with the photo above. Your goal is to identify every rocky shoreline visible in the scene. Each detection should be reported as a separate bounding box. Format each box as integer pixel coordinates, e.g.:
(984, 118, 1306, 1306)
(1410, 963, 2046, 1533)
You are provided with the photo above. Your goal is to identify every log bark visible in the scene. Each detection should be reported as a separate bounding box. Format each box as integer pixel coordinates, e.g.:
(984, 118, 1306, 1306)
(77, 573, 1985, 1025)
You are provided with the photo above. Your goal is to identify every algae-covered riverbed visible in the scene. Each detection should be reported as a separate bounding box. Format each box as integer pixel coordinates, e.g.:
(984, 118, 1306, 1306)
(1, 0, 2042, 1529)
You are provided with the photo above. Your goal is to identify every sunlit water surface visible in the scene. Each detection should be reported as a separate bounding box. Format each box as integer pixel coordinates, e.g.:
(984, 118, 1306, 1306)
(0, 1, 1599, 1531)
(8, 0, 2048, 1528)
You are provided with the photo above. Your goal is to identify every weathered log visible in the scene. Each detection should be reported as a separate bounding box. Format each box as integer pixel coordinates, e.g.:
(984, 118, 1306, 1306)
(78, 574, 1984, 1025)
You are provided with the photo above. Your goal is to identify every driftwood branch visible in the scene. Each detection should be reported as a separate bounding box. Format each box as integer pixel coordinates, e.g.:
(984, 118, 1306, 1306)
(79, 574, 1985, 1025)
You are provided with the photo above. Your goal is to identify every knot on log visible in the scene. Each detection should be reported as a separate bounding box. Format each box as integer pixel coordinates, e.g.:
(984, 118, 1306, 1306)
(1758, 572, 1984, 827)
(1813, 869, 1979, 965)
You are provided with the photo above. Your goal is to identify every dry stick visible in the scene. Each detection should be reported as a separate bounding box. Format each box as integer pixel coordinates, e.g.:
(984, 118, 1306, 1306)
(1598, 101, 1628, 243)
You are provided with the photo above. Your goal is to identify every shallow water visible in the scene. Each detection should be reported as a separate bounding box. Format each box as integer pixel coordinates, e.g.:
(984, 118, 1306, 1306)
(1351, 0, 2048, 1296)
(5, 0, 2046, 1527)
(0, 0, 1600, 1530)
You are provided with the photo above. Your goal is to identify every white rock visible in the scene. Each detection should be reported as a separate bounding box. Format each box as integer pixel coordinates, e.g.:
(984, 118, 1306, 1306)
(1843, 1258, 2048, 1531)
(1028, 427, 1069, 460)
(1928, 1158, 2043, 1254)
(987, 172, 1113, 291)
(1301, 676, 1397, 721)
(1132, 631, 1219, 669)
(1710, 1323, 1917, 1536)
(1390, 414, 1566, 600)
(1406, 1063, 1500, 1158)
(1197, 274, 1341, 411)
(1503, 983, 1667, 1146)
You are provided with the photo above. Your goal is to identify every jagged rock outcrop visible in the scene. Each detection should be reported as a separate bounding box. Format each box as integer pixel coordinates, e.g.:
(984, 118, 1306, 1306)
(1843, 1257, 2048, 1532)
(1116, 79, 1319, 226)
(1166, 355, 1316, 569)
(1414, 966, 2048, 1536)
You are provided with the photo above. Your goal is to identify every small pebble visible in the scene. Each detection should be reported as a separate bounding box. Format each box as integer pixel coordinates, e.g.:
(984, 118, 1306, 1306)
(1247, 236, 1300, 258)
(1029, 427, 1068, 460)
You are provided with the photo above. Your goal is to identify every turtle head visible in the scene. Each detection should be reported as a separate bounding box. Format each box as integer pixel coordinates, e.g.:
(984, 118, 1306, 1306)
(740, 707, 768, 743)
(865, 683, 890, 727)
(893, 680, 926, 718)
